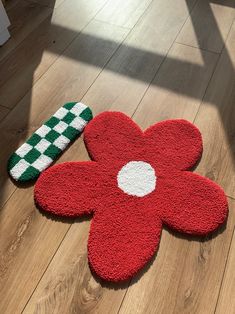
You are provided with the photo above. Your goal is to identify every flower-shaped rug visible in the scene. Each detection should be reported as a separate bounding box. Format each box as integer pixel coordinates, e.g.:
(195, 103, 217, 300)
(34, 112, 228, 282)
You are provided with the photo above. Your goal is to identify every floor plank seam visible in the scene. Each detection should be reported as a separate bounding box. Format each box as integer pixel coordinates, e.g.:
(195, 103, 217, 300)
(93, 18, 132, 30)
(130, 52, 166, 120)
(174, 41, 220, 55)
(130, 0, 198, 121)
(192, 16, 235, 126)
(79, 30, 132, 106)
(227, 195, 235, 201)
(217, 18, 235, 55)
(0, 185, 17, 211)
(0, 114, 9, 123)
(0, 104, 10, 110)
(0, 102, 9, 108)
(192, 56, 220, 125)
(79, 0, 155, 109)
(117, 287, 130, 314)
(175, 0, 200, 32)
(21, 223, 73, 313)
(213, 227, 235, 314)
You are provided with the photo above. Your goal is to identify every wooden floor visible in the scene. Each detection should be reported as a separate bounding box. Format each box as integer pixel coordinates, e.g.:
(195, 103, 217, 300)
(0, 0, 235, 313)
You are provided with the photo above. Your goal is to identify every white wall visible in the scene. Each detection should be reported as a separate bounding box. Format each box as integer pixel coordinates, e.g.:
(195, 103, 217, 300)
(0, 0, 10, 45)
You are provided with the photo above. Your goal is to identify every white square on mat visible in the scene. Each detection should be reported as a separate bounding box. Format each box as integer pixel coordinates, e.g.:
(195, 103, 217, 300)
(53, 135, 70, 150)
(16, 143, 32, 158)
(35, 139, 51, 154)
(70, 103, 87, 116)
(53, 107, 69, 119)
(10, 159, 30, 178)
(35, 125, 51, 137)
(69, 116, 86, 131)
(53, 121, 68, 134)
(31, 155, 53, 171)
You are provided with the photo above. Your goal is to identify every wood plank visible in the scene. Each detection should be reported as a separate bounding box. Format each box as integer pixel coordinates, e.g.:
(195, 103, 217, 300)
(23, 33, 218, 314)
(0, 21, 128, 313)
(0, 0, 52, 61)
(96, 0, 197, 32)
(83, 0, 197, 115)
(0, 0, 108, 109)
(194, 22, 235, 198)
(95, 0, 152, 28)
(132, 43, 218, 125)
(119, 198, 235, 314)
(0, 187, 71, 313)
(215, 226, 235, 314)
(177, 0, 235, 53)
(23, 220, 129, 314)
(0, 105, 9, 121)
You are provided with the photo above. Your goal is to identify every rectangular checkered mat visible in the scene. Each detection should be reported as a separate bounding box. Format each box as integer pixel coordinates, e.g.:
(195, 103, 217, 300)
(8, 102, 93, 182)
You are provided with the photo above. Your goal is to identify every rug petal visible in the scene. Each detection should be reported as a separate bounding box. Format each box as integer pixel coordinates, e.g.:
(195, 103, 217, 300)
(157, 171, 228, 235)
(84, 111, 144, 162)
(34, 161, 101, 217)
(88, 203, 162, 282)
(144, 119, 203, 171)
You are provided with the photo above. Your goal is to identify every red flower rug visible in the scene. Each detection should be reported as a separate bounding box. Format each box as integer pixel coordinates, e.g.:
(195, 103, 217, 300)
(34, 112, 228, 282)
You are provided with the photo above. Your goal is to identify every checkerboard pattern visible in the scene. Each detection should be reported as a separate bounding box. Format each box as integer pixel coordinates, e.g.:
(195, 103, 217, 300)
(8, 102, 93, 182)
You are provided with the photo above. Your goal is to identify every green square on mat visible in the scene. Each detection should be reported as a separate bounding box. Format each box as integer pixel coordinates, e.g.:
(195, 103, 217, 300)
(62, 112, 76, 124)
(80, 107, 93, 122)
(63, 102, 77, 110)
(44, 145, 61, 159)
(62, 126, 79, 140)
(27, 133, 42, 147)
(45, 116, 60, 128)
(45, 129, 61, 143)
(24, 148, 41, 163)
(19, 166, 40, 181)
(8, 153, 21, 169)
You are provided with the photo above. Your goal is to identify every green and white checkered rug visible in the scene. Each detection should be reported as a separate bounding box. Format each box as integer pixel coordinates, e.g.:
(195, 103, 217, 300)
(8, 102, 93, 182)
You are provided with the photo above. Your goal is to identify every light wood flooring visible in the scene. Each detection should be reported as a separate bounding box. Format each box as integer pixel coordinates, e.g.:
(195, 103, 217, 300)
(0, 0, 235, 313)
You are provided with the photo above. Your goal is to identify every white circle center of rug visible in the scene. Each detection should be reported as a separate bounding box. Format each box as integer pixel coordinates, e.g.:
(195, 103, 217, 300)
(117, 161, 156, 197)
